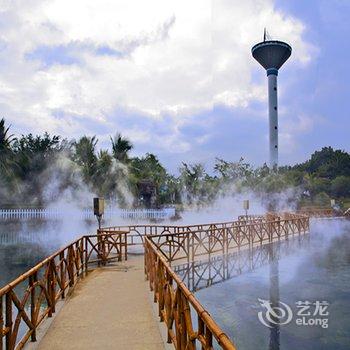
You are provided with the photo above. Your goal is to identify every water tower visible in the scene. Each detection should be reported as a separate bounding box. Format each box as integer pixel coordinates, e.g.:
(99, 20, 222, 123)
(252, 31, 292, 168)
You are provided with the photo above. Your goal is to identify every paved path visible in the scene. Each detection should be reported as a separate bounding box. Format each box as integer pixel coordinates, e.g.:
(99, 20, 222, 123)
(34, 256, 165, 350)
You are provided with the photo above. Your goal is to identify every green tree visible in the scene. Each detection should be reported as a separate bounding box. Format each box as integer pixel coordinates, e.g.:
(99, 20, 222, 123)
(296, 146, 350, 179)
(0, 118, 15, 177)
(314, 192, 331, 207)
(110, 133, 133, 163)
(214, 157, 252, 181)
(72, 136, 98, 184)
(12, 133, 65, 179)
(306, 176, 331, 196)
(93, 150, 115, 197)
(0, 118, 14, 149)
(129, 153, 168, 204)
(0, 118, 17, 205)
(9, 133, 67, 205)
(158, 175, 181, 204)
(331, 176, 350, 198)
(179, 163, 213, 205)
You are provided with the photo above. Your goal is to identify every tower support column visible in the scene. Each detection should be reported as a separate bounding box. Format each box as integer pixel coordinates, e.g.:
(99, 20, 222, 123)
(267, 68, 278, 168)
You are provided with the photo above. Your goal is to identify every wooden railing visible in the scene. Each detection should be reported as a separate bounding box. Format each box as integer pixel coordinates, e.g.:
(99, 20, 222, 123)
(143, 213, 309, 350)
(100, 212, 312, 247)
(0, 231, 128, 350)
(237, 214, 265, 221)
(144, 237, 236, 350)
(99, 216, 273, 247)
(297, 207, 335, 217)
(147, 214, 309, 263)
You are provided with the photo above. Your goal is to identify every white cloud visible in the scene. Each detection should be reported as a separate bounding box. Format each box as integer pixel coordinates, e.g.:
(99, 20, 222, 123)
(0, 0, 313, 152)
(279, 114, 321, 154)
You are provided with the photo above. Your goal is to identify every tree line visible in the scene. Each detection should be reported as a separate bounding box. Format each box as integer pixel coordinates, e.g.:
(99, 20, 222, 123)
(1, 118, 349, 209)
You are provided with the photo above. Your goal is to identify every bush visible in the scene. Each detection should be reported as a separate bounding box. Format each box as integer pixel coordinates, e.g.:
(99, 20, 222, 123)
(331, 176, 350, 198)
(314, 192, 331, 206)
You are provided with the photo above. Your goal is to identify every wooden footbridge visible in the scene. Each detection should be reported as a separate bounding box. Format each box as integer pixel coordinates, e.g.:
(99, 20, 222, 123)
(0, 209, 347, 350)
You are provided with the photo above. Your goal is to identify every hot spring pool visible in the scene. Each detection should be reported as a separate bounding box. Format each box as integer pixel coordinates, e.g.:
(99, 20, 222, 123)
(175, 219, 350, 350)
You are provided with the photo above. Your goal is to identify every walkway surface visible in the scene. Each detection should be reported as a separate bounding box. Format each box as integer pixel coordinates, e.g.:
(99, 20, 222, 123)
(34, 255, 165, 350)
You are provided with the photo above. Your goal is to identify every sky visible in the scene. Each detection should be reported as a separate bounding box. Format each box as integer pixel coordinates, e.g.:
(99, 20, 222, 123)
(0, 0, 349, 173)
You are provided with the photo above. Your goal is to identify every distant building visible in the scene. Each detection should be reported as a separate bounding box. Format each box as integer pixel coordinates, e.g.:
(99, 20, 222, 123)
(137, 180, 156, 208)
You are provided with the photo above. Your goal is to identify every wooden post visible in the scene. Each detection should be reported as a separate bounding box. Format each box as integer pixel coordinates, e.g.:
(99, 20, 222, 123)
(84, 236, 88, 272)
(124, 233, 128, 261)
(198, 316, 204, 350)
(5, 293, 12, 350)
(205, 325, 213, 349)
(144, 242, 148, 277)
(0, 295, 3, 350)
(50, 260, 56, 314)
(30, 273, 37, 341)
(69, 247, 75, 287)
(153, 257, 158, 302)
(191, 233, 195, 263)
(180, 293, 187, 349)
(79, 239, 84, 274)
(169, 238, 172, 263)
(175, 291, 181, 349)
(187, 235, 190, 264)
(97, 229, 101, 267)
(166, 275, 173, 344)
(158, 265, 164, 321)
(100, 233, 106, 265)
(47, 261, 54, 317)
(59, 251, 65, 299)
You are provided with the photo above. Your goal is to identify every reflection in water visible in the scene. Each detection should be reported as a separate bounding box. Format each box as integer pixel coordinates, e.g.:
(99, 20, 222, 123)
(175, 220, 350, 350)
(174, 234, 309, 293)
(269, 246, 280, 350)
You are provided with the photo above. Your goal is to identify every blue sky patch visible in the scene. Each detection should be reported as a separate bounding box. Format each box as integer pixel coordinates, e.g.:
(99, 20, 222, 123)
(26, 44, 80, 67)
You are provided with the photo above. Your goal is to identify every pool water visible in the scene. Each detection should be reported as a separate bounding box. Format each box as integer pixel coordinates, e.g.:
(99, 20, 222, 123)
(0, 220, 96, 288)
(178, 219, 350, 350)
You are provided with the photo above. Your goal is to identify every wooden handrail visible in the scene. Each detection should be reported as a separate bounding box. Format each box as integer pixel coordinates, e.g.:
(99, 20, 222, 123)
(143, 213, 310, 349)
(0, 231, 128, 350)
(146, 216, 310, 263)
(145, 236, 236, 350)
(99, 213, 310, 247)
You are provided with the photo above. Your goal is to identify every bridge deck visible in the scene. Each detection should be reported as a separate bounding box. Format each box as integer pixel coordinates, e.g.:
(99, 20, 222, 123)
(30, 255, 165, 350)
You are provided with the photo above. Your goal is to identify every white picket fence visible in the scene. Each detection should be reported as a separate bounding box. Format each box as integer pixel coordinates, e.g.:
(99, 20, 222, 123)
(0, 207, 176, 221)
(119, 208, 175, 220)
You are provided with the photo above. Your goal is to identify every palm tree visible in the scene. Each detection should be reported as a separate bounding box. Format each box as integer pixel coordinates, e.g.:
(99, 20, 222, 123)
(94, 150, 114, 196)
(73, 136, 98, 182)
(0, 118, 14, 149)
(0, 118, 15, 177)
(110, 133, 133, 163)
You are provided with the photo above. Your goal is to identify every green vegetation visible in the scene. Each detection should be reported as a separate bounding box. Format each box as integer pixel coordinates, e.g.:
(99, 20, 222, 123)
(0, 118, 349, 209)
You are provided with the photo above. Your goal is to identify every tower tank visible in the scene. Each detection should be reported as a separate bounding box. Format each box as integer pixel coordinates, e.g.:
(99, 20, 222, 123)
(252, 34, 292, 168)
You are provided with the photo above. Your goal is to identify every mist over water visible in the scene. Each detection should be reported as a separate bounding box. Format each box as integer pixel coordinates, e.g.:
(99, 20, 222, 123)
(178, 187, 300, 224)
(0, 220, 91, 287)
(0, 185, 302, 289)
